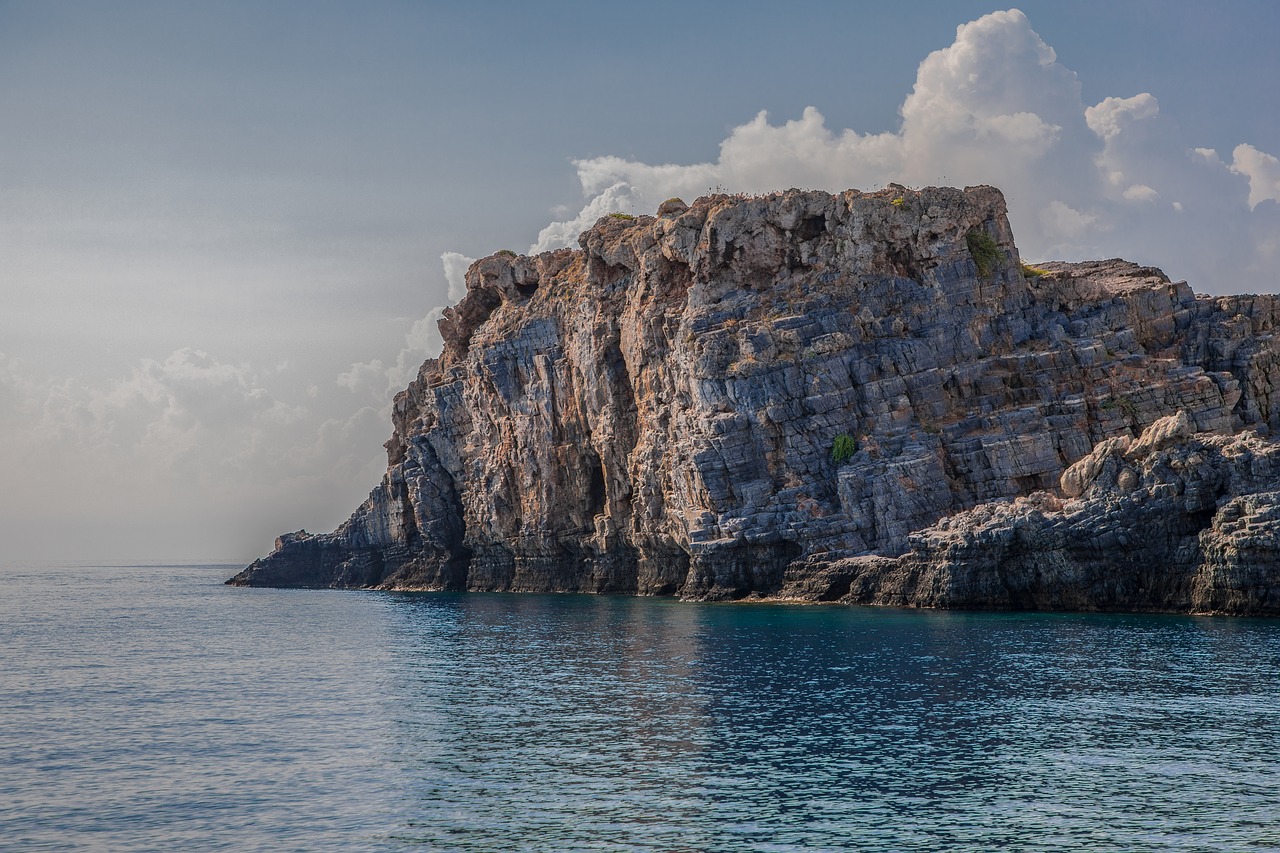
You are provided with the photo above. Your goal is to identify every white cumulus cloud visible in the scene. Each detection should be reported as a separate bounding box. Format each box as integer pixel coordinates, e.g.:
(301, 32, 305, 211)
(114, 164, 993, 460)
(338, 253, 474, 400)
(533, 182, 650, 253)
(528, 8, 1279, 290)
(1123, 184, 1159, 202)
(441, 251, 476, 301)
(1085, 93, 1160, 141)
(1039, 200, 1098, 244)
(1231, 144, 1280, 209)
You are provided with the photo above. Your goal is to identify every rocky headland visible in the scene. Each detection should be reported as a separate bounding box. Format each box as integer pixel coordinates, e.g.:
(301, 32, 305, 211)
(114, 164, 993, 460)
(229, 185, 1280, 615)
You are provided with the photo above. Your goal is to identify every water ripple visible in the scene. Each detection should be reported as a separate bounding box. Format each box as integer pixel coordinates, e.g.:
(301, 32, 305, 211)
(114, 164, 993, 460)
(2, 565, 1280, 850)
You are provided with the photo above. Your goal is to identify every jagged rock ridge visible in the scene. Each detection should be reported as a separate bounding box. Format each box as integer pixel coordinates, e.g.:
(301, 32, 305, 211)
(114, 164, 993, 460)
(229, 185, 1280, 614)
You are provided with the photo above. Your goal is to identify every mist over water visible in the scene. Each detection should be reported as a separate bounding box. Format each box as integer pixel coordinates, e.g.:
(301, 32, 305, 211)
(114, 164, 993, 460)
(3, 563, 1279, 851)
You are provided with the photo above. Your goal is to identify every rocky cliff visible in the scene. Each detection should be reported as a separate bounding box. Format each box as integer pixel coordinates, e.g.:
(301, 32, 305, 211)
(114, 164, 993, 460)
(229, 185, 1280, 615)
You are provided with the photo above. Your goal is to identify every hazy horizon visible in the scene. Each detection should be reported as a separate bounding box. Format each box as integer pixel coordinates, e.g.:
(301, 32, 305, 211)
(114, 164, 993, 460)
(2, 2, 1278, 563)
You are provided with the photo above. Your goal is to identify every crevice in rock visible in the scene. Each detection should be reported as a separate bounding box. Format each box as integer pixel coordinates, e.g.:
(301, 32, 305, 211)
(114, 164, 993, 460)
(796, 215, 826, 241)
(816, 572, 854, 602)
(586, 455, 606, 517)
(364, 551, 387, 587)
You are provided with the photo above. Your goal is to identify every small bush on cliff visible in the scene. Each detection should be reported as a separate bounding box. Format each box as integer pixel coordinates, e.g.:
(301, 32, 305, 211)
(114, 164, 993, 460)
(831, 433, 858, 465)
(608, 212, 636, 221)
(1101, 396, 1140, 421)
(967, 230, 1001, 278)
(1021, 262, 1050, 278)
(496, 249, 517, 258)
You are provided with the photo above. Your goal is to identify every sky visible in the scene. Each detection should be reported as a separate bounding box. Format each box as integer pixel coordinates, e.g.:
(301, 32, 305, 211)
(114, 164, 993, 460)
(1, 1, 1278, 562)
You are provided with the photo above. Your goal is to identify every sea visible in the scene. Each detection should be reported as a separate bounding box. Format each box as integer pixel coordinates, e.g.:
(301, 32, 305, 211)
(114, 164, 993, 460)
(3, 561, 1279, 852)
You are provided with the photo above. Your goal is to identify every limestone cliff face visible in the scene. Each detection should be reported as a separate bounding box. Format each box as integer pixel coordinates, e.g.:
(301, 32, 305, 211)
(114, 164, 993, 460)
(228, 185, 1280, 614)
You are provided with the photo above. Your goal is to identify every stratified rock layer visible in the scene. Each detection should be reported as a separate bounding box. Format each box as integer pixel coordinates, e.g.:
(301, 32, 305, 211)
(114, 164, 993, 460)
(229, 186, 1280, 614)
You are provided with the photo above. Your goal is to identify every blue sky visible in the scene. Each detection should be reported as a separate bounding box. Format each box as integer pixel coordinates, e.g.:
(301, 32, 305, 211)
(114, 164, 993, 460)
(1, 2, 1277, 561)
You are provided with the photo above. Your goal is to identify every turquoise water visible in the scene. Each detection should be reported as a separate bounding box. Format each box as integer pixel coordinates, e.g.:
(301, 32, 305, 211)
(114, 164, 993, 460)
(3, 563, 1280, 851)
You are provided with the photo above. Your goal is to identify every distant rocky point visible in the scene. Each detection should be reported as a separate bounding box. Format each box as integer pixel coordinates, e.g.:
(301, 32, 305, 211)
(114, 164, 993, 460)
(229, 185, 1280, 615)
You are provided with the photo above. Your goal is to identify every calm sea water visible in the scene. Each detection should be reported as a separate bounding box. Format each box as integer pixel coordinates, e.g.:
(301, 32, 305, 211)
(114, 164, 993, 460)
(2, 562, 1279, 851)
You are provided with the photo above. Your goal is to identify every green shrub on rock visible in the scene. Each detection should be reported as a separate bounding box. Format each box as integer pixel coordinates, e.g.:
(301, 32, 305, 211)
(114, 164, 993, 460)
(831, 433, 858, 465)
(966, 230, 1001, 277)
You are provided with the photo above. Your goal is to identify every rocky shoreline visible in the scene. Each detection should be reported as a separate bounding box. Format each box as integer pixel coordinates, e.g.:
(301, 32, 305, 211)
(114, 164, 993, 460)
(230, 185, 1280, 615)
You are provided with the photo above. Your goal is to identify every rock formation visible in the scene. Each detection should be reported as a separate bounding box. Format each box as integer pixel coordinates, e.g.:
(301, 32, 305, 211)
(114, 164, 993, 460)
(228, 185, 1280, 615)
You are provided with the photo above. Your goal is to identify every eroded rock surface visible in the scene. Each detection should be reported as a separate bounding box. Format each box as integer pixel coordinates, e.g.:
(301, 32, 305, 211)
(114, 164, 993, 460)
(229, 185, 1280, 614)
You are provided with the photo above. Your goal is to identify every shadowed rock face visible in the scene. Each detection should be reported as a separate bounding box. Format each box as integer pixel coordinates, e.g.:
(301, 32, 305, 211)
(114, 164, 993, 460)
(229, 185, 1280, 614)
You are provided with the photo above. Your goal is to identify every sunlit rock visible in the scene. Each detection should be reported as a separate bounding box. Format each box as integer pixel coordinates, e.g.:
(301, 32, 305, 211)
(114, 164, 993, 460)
(229, 186, 1280, 614)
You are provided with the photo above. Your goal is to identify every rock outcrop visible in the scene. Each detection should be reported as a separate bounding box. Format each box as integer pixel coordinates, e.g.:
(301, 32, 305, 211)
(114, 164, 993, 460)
(229, 185, 1280, 615)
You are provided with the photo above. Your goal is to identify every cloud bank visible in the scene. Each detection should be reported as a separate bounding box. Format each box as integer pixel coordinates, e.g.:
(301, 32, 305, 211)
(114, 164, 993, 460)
(533, 9, 1279, 291)
(0, 348, 388, 561)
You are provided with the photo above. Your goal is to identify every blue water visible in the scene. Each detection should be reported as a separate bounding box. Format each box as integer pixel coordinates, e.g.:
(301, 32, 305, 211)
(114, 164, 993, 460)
(3, 564, 1280, 851)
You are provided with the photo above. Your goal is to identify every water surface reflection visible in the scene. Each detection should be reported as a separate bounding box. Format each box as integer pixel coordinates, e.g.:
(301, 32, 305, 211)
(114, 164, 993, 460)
(378, 596, 1280, 851)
